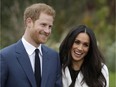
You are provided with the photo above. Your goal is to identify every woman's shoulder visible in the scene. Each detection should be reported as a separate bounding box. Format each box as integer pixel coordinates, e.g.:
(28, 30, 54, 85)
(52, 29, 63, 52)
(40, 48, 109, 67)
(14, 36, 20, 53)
(101, 63, 109, 78)
(102, 64, 108, 72)
(101, 64, 109, 87)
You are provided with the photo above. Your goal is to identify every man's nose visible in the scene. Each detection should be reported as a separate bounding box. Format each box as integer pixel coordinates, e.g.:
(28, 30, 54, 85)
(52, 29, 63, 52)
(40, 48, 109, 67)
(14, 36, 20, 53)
(44, 27, 51, 33)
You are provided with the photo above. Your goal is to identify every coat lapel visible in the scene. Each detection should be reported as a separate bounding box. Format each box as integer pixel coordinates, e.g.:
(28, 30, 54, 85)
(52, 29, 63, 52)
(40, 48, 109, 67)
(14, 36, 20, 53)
(62, 67, 72, 87)
(41, 45, 50, 87)
(76, 72, 88, 87)
(15, 40, 36, 87)
(63, 66, 88, 87)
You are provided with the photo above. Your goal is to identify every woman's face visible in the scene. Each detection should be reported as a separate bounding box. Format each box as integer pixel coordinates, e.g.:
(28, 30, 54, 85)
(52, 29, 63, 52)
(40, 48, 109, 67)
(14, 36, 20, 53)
(71, 32, 90, 64)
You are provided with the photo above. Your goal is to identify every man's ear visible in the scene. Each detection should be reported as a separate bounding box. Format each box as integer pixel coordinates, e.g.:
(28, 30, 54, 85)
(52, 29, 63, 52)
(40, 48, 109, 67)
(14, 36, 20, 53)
(26, 18, 33, 28)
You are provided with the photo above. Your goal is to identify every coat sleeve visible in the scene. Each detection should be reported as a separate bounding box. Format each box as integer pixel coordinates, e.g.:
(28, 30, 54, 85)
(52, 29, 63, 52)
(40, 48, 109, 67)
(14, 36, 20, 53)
(102, 64, 109, 87)
(0, 51, 8, 87)
(55, 54, 62, 87)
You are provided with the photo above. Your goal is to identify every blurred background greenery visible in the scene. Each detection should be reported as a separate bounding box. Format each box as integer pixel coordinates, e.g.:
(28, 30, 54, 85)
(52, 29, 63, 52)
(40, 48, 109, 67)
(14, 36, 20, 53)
(0, 0, 115, 86)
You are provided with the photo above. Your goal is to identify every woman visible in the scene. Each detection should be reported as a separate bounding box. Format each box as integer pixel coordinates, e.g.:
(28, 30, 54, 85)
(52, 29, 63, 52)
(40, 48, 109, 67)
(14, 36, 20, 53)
(59, 25, 109, 87)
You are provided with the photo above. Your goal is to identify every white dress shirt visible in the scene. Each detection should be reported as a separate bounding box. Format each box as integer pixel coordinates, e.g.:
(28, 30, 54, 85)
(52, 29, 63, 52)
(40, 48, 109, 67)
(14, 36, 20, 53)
(21, 37, 43, 75)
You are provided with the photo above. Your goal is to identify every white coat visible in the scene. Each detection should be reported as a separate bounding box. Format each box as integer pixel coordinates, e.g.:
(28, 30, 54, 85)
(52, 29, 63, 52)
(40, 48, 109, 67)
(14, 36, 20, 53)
(62, 64, 109, 87)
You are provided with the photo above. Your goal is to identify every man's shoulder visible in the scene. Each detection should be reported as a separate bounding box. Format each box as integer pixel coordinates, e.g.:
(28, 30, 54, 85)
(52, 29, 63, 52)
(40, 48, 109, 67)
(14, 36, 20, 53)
(0, 40, 21, 54)
(41, 44, 58, 53)
(1, 44, 15, 52)
(0, 44, 16, 59)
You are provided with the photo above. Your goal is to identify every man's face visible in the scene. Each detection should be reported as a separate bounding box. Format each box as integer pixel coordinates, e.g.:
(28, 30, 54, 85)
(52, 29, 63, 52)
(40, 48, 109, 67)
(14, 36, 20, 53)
(26, 12, 54, 47)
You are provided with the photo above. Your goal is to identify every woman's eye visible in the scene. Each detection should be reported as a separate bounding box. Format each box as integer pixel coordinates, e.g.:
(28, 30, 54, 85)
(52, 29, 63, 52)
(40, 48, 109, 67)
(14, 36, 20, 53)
(74, 40, 80, 44)
(83, 43, 89, 47)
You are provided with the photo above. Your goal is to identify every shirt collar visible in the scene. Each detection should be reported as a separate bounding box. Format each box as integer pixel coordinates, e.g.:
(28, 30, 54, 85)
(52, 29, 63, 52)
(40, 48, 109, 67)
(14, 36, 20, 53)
(22, 37, 42, 56)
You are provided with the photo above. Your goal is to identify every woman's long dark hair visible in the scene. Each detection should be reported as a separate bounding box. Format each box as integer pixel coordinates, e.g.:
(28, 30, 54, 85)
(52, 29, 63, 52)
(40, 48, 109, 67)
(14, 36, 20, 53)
(59, 25, 106, 87)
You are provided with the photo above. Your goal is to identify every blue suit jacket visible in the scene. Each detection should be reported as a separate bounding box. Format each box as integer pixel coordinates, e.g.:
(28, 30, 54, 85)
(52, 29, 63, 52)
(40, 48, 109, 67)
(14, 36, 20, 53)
(0, 40, 62, 87)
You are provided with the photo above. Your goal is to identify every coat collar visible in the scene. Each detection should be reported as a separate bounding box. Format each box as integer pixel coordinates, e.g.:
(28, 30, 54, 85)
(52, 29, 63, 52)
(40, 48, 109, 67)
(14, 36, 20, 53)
(15, 40, 54, 87)
(15, 40, 36, 87)
(41, 45, 50, 87)
(62, 67, 88, 87)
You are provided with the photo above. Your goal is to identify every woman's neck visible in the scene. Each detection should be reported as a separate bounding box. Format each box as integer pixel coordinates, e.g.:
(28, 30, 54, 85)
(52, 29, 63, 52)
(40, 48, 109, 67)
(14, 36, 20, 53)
(72, 59, 84, 71)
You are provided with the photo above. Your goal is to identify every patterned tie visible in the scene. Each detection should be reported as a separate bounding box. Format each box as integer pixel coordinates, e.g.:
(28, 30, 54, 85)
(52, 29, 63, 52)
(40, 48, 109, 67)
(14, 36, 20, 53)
(35, 49, 41, 87)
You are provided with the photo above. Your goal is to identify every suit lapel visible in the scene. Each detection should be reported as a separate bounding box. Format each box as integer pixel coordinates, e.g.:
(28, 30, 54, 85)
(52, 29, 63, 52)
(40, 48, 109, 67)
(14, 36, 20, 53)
(15, 40, 36, 87)
(41, 45, 49, 87)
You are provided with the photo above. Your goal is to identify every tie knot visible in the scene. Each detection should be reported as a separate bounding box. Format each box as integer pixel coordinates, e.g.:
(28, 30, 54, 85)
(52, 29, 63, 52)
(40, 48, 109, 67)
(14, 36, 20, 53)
(35, 49, 39, 54)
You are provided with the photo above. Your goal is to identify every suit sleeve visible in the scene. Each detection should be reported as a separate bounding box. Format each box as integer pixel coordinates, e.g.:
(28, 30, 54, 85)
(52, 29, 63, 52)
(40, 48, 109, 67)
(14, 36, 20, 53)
(0, 52, 8, 87)
(55, 54, 62, 87)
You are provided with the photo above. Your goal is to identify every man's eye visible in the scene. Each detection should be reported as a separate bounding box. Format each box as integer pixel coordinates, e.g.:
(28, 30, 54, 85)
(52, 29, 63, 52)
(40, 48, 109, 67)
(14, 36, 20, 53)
(49, 25, 52, 29)
(41, 23, 46, 26)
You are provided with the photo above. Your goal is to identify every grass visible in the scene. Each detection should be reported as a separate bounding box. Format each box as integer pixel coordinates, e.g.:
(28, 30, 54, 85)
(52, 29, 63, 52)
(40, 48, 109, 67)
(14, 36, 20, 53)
(109, 72, 116, 87)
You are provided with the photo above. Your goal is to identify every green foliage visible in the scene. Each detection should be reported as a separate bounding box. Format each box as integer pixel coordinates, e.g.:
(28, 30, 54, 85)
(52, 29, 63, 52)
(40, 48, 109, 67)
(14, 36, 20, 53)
(105, 42, 116, 72)
(109, 72, 116, 87)
(1, 0, 115, 73)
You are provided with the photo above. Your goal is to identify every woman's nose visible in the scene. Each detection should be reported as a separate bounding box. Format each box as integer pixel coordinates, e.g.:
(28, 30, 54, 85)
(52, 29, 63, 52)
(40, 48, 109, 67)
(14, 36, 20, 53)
(77, 44, 83, 50)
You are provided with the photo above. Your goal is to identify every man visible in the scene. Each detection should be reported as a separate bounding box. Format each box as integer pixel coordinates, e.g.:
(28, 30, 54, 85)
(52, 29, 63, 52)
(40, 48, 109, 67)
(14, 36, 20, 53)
(0, 3, 62, 87)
